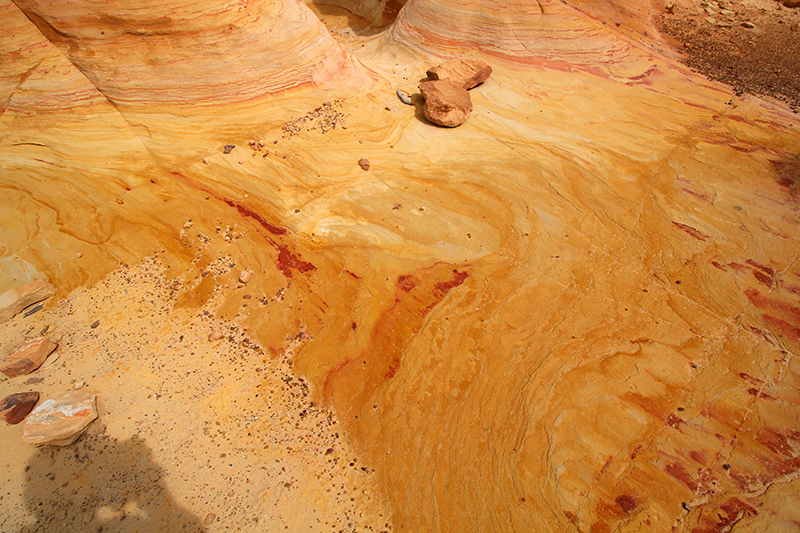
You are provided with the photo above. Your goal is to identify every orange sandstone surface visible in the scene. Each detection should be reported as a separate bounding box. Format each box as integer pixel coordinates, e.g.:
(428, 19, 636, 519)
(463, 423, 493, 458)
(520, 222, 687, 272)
(2, 0, 800, 532)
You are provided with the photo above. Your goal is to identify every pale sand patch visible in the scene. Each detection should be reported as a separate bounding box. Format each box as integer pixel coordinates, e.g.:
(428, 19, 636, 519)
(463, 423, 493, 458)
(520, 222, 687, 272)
(0, 254, 392, 533)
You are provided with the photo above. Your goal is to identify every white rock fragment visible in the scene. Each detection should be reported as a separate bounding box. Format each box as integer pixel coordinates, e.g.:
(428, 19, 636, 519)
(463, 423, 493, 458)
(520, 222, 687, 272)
(23, 390, 97, 446)
(239, 270, 253, 284)
(1, 336, 58, 377)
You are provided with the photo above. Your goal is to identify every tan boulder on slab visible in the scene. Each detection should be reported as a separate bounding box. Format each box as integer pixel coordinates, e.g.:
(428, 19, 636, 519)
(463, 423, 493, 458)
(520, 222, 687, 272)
(0, 280, 55, 324)
(426, 59, 492, 89)
(22, 390, 97, 446)
(0, 337, 58, 378)
(418, 79, 473, 127)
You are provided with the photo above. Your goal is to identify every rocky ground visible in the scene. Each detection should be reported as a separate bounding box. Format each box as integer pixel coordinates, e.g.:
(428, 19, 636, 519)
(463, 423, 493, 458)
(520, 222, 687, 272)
(655, 0, 800, 111)
(0, 249, 392, 532)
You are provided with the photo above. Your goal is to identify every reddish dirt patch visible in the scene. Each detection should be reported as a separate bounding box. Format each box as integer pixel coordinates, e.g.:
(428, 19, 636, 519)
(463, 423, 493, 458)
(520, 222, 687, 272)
(655, 0, 800, 111)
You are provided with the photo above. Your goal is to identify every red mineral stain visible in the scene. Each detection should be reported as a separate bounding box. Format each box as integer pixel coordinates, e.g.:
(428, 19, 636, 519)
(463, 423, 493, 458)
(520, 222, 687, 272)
(351, 322, 358, 330)
(672, 222, 709, 241)
(739, 372, 764, 385)
(785, 284, 800, 295)
(747, 387, 776, 400)
(747, 326, 774, 344)
(691, 497, 757, 533)
(397, 274, 420, 293)
(631, 443, 643, 459)
(432, 270, 470, 299)
(689, 450, 706, 465)
(744, 288, 800, 345)
(679, 188, 713, 203)
(731, 145, 758, 153)
(756, 428, 796, 456)
(728, 262, 745, 271)
(222, 198, 287, 236)
(626, 392, 670, 421)
(711, 261, 727, 271)
(665, 463, 697, 491)
(746, 260, 775, 276)
(771, 156, 800, 196)
(275, 243, 316, 279)
(344, 269, 361, 280)
(666, 414, 684, 428)
(763, 456, 800, 479)
(763, 315, 800, 345)
(615, 495, 637, 515)
(753, 270, 775, 288)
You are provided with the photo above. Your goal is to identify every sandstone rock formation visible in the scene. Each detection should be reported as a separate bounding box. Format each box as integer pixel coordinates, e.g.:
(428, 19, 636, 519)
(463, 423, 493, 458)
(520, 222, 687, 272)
(0, 280, 55, 324)
(1, 0, 800, 530)
(418, 79, 473, 127)
(22, 390, 98, 446)
(0, 337, 58, 378)
(426, 59, 492, 89)
(0, 391, 40, 424)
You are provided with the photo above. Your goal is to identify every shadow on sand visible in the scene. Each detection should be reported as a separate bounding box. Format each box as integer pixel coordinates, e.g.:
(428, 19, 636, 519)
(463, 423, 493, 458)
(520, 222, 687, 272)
(18, 422, 206, 533)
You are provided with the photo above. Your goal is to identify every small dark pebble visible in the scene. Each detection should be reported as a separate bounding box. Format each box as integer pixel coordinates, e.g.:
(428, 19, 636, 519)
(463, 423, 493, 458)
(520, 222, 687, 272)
(90, 320, 100, 329)
(23, 304, 43, 317)
(723, 464, 731, 470)
(223, 145, 235, 154)
(675, 280, 681, 284)
(677, 407, 685, 411)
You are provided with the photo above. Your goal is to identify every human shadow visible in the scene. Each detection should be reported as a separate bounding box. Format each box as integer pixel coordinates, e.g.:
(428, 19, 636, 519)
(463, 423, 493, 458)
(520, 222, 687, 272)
(18, 422, 206, 533)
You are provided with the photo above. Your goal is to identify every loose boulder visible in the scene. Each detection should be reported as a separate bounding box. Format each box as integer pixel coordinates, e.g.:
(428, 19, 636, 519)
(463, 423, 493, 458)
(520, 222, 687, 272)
(22, 390, 97, 446)
(419, 80, 473, 128)
(0, 280, 56, 324)
(0, 391, 40, 424)
(0, 336, 58, 378)
(426, 59, 492, 90)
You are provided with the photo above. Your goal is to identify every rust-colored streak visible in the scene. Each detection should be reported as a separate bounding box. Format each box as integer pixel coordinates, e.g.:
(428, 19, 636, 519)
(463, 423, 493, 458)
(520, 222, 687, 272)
(625, 392, 670, 421)
(763, 315, 800, 345)
(323, 264, 471, 421)
(731, 145, 759, 153)
(711, 261, 727, 271)
(745, 260, 775, 276)
(222, 198, 287, 236)
(397, 274, 420, 292)
(665, 462, 697, 491)
(666, 414, 684, 428)
(167, 172, 315, 279)
(691, 498, 757, 533)
(680, 187, 713, 203)
(753, 270, 775, 288)
(433, 270, 469, 299)
(747, 326, 774, 344)
(344, 269, 361, 280)
(744, 288, 800, 347)
(756, 428, 797, 457)
(615, 495, 637, 515)
(275, 243, 316, 279)
(747, 387, 776, 400)
(631, 443, 642, 459)
(689, 450, 707, 465)
(672, 221, 709, 241)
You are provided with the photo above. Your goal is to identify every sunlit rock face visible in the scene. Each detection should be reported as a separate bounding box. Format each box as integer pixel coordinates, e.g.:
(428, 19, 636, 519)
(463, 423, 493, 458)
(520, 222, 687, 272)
(2, 0, 800, 532)
(13, 0, 367, 106)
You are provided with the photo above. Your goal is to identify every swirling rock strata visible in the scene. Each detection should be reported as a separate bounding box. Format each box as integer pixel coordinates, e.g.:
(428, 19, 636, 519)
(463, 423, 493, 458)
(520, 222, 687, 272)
(13, 0, 368, 106)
